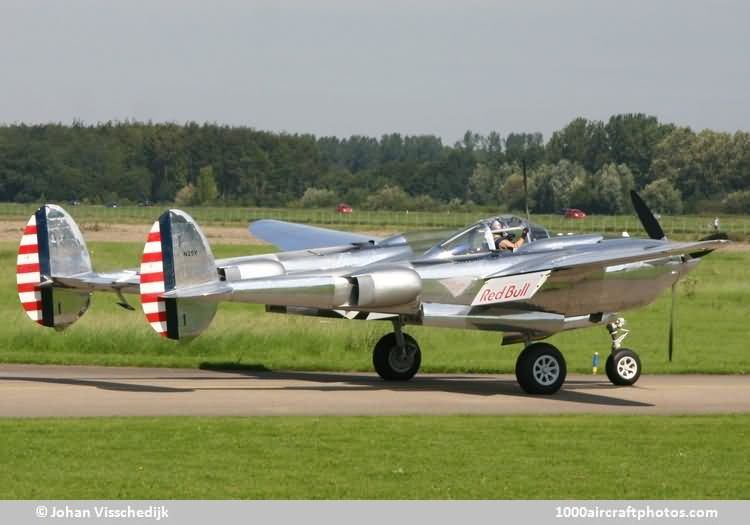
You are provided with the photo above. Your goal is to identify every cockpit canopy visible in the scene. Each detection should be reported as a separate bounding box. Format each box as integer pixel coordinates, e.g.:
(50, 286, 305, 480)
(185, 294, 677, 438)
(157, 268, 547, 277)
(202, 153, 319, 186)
(422, 215, 549, 259)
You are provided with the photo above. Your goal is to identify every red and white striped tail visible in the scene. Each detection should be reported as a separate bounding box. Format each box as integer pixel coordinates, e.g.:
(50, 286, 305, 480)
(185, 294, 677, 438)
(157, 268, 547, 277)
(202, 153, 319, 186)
(137, 209, 218, 341)
(140, 221, 168, 337)
(16, 214, 43, 324)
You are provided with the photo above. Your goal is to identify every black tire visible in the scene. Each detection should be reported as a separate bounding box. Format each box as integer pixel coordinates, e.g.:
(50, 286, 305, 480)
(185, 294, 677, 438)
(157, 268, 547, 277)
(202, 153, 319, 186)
(372, 332, 421, 381)
(605, 348, 642, 386)
(515, 342, 567, 395)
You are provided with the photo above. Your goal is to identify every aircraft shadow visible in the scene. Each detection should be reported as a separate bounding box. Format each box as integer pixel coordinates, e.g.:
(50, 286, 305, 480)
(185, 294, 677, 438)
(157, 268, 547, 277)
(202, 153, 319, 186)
(0, 371, 653, 408)
(191, 369, 653, 407)
(0, 376, 192, 393)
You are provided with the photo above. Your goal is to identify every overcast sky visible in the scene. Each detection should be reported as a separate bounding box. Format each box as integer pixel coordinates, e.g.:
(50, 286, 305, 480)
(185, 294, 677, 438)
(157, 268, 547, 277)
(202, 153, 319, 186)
(1, 0, 748, 142)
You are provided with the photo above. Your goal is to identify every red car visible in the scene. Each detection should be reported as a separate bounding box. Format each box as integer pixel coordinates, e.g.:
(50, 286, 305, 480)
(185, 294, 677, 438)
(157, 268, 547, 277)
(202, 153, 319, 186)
(563, 208, 587, 219)
(336, 203, 353, 214)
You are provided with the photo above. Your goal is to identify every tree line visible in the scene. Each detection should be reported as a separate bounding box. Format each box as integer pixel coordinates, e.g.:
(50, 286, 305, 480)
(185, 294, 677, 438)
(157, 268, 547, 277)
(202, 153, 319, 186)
(1, 114, 749, 214)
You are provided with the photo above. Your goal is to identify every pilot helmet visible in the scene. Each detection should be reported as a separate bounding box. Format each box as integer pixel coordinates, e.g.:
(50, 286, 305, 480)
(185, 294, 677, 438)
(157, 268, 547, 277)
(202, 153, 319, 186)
(490, 219, 508, 236)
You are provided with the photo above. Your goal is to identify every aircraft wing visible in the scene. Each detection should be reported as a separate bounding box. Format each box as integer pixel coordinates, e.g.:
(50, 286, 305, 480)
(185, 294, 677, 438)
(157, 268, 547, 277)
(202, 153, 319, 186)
(491, 239, 729, 278)
(250, 219, 380, 251)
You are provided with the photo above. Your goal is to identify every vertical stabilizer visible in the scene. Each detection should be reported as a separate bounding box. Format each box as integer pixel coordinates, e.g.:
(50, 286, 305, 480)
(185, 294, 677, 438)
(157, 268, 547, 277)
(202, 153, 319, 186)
(140, 209, 219, 341)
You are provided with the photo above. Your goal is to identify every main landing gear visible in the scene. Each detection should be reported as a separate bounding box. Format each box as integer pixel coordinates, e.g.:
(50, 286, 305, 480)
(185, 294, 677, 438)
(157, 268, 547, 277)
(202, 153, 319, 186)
(514, 317, 642, 395)
(372, 318, 421, 381)
(371, 316, 642, 393)
(515, 342, 567, 395)
(604, 318, 642, 386)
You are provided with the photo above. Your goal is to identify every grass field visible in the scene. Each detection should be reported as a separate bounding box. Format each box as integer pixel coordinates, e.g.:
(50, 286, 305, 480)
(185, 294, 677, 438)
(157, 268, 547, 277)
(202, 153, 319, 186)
(1, 240, 748, 374)
(1, 202, 749, 239)
(2, 229, 748, 503)
(1, 415, 747, 499)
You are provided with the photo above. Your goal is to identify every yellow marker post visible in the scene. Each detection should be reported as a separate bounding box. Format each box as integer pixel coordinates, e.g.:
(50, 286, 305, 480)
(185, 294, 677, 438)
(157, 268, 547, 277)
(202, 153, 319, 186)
(592, 352, 600, 375)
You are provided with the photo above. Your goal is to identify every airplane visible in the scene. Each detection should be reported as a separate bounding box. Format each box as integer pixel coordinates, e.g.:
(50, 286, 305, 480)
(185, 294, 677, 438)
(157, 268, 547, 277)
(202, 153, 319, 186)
(15, 192, 728, 395)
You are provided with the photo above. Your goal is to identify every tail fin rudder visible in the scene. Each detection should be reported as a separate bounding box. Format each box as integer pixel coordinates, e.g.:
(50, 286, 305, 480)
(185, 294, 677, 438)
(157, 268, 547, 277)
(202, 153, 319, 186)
(17, 204, 93, 329)
(140, 209, 219, 341)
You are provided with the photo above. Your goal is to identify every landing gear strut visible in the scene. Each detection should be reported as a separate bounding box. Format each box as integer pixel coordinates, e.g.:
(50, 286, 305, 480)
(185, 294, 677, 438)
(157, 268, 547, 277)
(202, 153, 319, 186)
(372, 318, 421, 381)
(604, 318, 642, 386)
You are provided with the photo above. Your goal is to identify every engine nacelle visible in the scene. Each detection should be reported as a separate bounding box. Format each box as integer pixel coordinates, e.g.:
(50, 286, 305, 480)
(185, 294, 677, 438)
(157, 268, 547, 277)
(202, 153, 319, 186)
(350, 267, 421, 310)
(221, 259, 285, 282)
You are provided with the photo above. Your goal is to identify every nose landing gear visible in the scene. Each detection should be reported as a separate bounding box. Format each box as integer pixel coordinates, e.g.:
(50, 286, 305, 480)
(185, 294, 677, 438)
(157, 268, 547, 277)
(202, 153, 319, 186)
(604, 318, 642, 386)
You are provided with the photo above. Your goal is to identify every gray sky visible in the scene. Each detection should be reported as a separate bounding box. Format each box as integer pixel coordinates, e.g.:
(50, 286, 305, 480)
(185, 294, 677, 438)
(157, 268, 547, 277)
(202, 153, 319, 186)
(1, 0, 748, 142)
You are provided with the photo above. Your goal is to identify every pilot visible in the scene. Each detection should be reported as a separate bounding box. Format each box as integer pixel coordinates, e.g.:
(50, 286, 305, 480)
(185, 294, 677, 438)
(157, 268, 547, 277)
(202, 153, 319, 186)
(491, 219, 528, 252)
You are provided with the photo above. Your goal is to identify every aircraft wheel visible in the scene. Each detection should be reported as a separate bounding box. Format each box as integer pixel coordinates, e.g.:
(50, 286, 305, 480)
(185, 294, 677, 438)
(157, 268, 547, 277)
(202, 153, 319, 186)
(515, 342, 567, 395)
(605, 348, 642, 386)
(373, 332, 421, 381)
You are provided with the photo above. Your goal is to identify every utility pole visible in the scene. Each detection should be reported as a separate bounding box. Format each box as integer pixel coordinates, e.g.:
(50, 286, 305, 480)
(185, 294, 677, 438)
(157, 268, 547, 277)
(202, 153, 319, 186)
(522, 156, 530, 222)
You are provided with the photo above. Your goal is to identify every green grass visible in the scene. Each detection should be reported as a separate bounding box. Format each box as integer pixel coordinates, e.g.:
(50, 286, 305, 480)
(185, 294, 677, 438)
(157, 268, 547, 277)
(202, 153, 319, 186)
(1, 241, 749, 374)
(1, 202, 749, 238)
(1, 415, 748, 499)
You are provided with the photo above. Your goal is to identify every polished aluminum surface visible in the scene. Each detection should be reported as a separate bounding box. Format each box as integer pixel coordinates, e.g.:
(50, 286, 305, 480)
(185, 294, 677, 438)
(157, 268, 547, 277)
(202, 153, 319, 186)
(351, 266, 422, 310)
(41, 205, 92, 329)
(44, 204, 93, 278)
(22, 204, 728, 343)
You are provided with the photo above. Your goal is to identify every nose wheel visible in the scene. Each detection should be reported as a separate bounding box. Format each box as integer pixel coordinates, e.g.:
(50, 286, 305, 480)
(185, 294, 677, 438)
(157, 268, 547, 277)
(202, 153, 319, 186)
(606, 348, 642, 386)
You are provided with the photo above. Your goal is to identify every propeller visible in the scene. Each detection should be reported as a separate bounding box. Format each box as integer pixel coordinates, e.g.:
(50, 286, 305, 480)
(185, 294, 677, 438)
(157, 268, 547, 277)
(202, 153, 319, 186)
(628, 192, 727, 362)
(630, 191, 676, 361)
(630, 191, 665, 240)
(700, 231, 729, 241)
(668, 282, 676, 362)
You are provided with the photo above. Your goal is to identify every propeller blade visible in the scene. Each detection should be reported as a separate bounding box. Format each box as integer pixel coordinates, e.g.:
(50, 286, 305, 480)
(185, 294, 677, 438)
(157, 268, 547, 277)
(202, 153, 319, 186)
(630, 191, 665, 240)
(700, 231, 729, 241)
(668, 282, 676, 362)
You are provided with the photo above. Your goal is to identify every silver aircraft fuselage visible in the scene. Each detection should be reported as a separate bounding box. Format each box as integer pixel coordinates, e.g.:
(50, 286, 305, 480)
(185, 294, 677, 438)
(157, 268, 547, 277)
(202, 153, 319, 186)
(34, 205, 724, 346)
(222, 232, 701, 343)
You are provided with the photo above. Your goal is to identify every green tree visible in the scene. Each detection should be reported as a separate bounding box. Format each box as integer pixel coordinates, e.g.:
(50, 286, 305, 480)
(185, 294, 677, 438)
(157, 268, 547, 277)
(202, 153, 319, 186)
(575, 163, 635, 214)
(505, 132, 545, 169)
(300, 187, 338, 208)
(469, 163, 498, 205)
(641, 178, 683, 214)
(531, 160, 585, 213)
(364, 185, 410, 211)
(194, 166, 218, 204)
(501, 173, 531, 212)
(652, 128, 733, 209)
(723, 190, 750, 214)
(606, 113, 673, 184)
(546, 118, 610, 173)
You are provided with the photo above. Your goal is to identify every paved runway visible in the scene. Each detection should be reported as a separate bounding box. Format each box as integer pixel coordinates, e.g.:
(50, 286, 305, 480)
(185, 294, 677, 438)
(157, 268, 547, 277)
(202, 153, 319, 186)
(0, 364, 747, 417)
